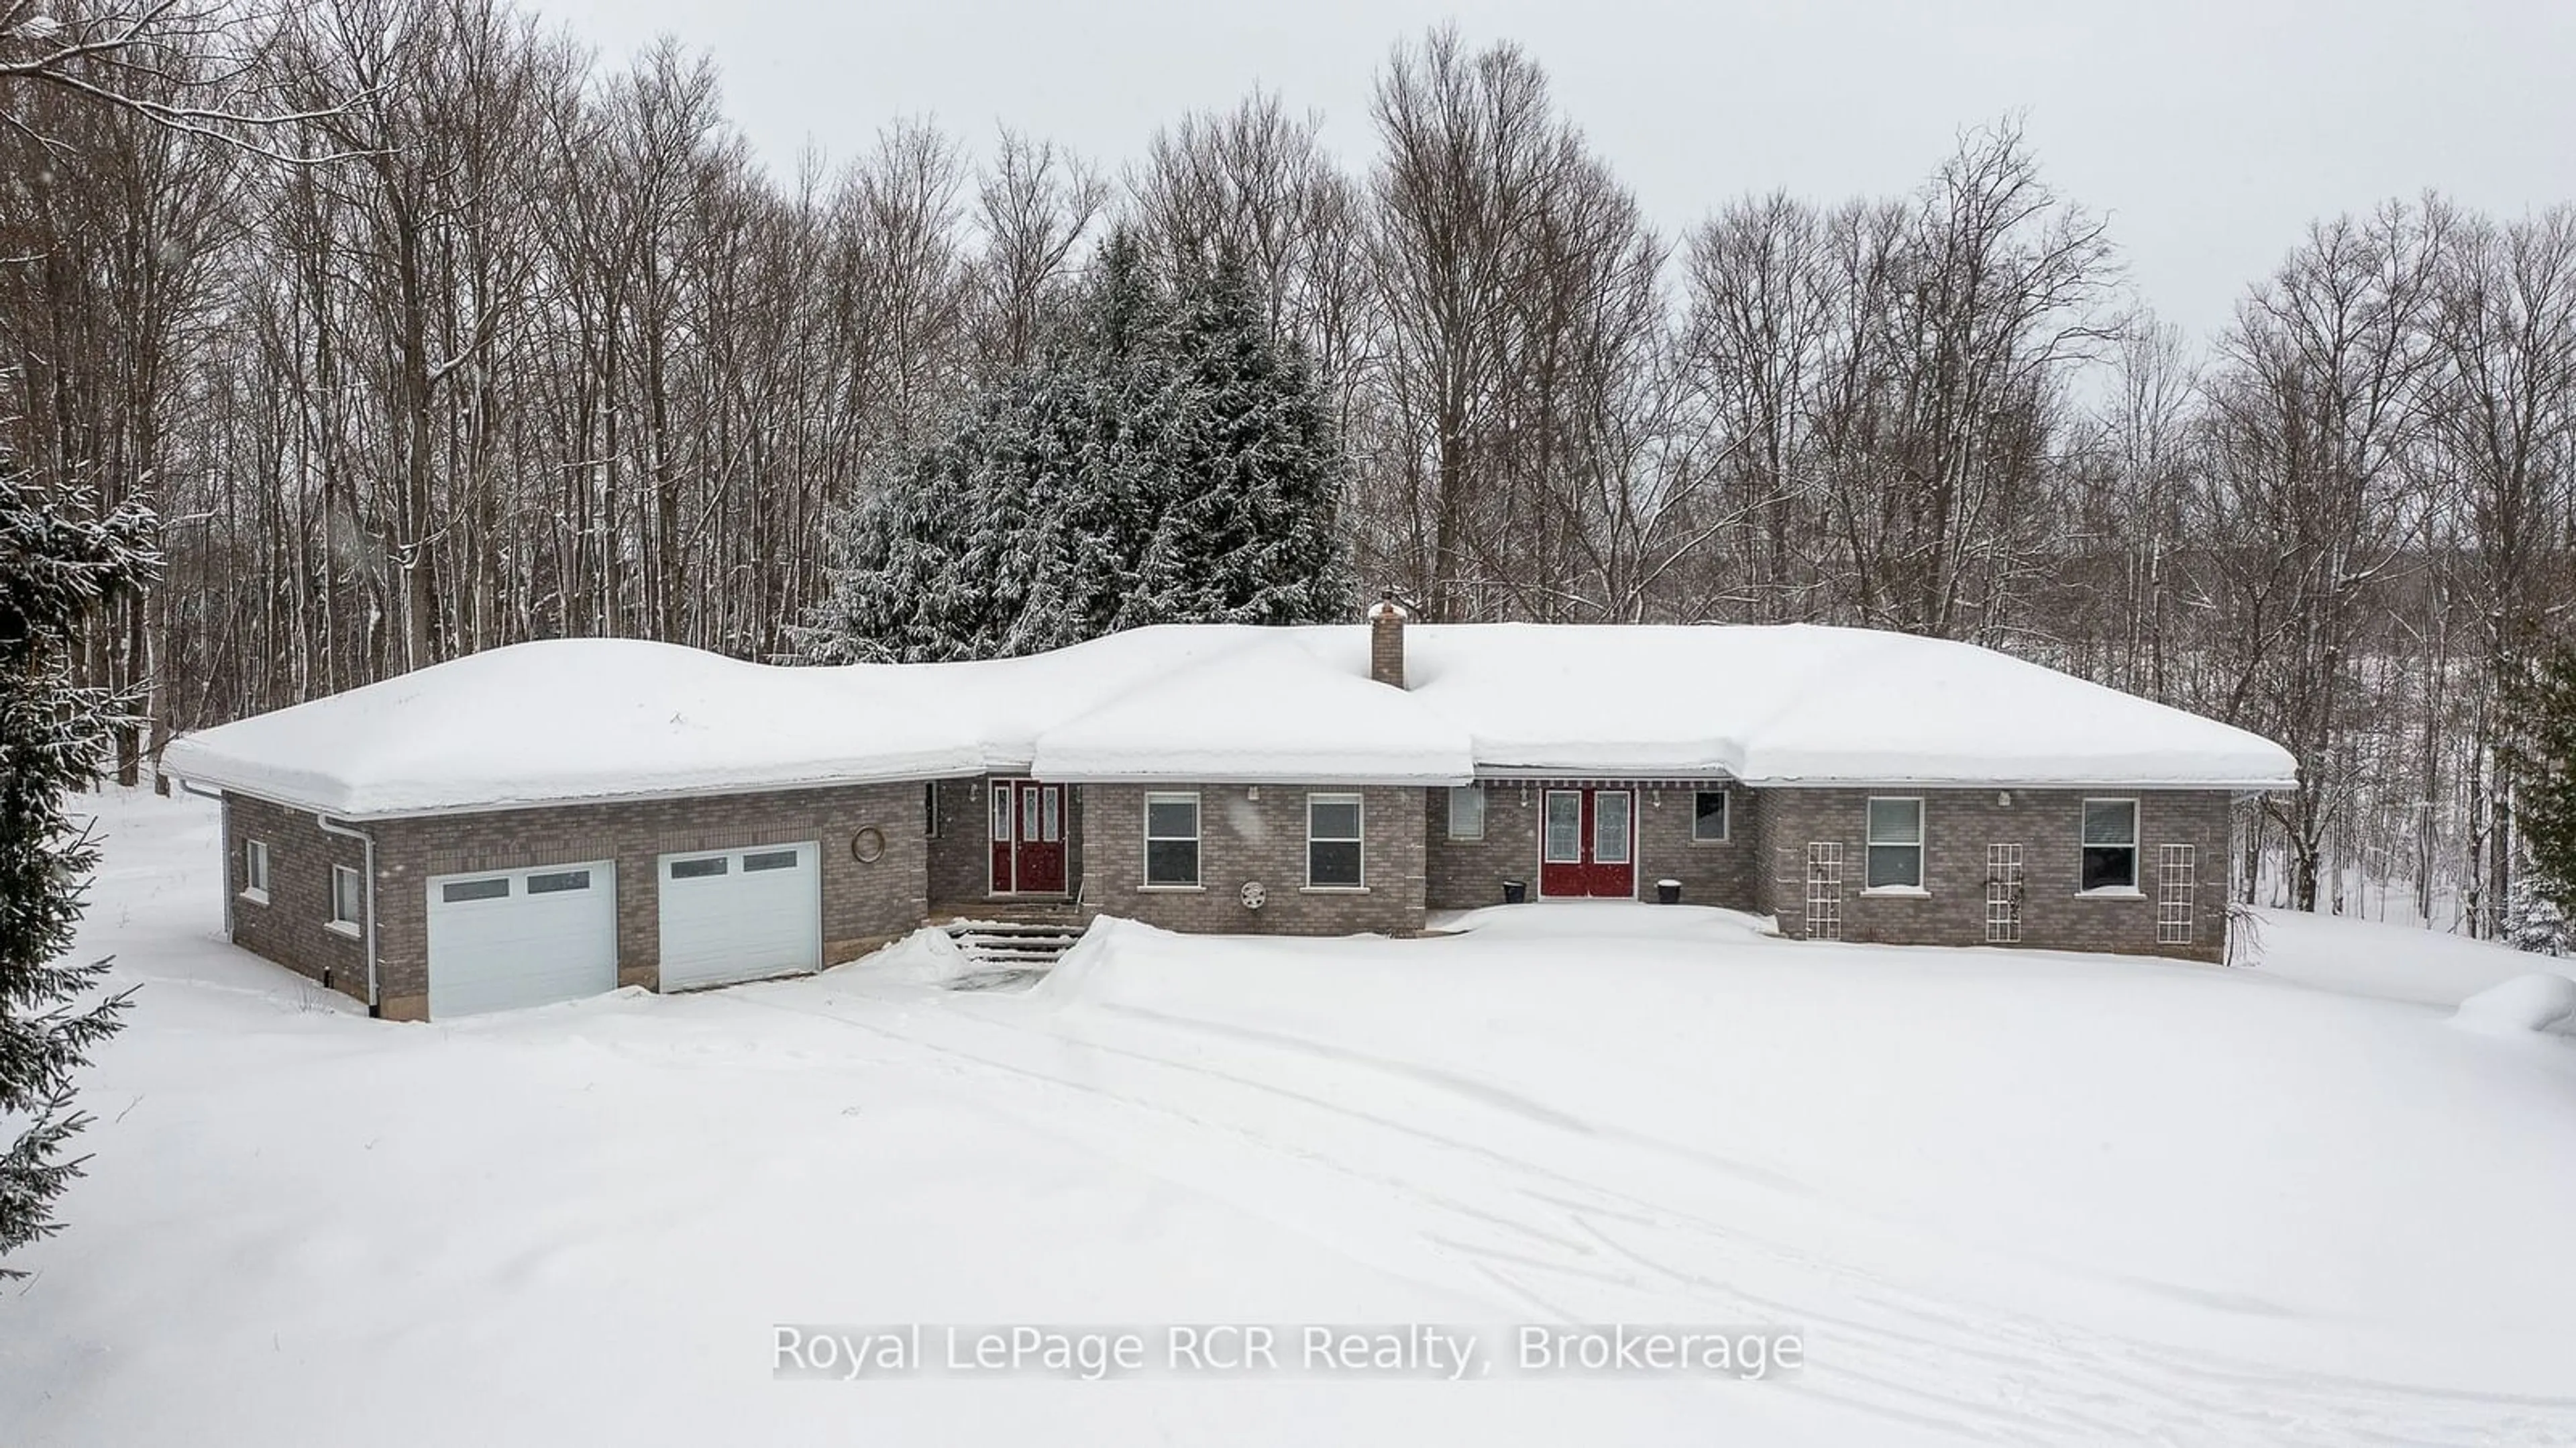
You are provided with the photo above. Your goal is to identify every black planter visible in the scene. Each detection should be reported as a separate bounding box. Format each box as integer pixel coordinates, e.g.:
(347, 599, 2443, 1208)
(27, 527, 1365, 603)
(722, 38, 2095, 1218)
(1501, 878, 1527, 905)
(1655, 878, 1682, 905)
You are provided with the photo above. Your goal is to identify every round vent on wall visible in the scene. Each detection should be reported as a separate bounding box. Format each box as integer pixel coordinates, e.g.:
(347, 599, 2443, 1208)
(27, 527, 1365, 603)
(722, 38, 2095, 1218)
(850, 827, 885, 864)
(1240, 880, 1268, 911)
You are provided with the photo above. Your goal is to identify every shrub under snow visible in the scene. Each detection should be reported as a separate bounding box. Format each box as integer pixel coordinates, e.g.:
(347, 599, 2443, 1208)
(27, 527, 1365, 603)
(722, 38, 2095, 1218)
(2451, 972, 2576, 1039)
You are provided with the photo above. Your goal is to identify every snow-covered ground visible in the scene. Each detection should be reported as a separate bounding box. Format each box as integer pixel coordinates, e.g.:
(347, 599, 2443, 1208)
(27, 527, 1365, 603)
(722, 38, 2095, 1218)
(7, 789, 2575, 1446)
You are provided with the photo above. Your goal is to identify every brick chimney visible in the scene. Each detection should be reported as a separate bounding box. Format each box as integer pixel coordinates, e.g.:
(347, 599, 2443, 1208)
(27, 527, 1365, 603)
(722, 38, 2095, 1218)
(1367, 592, 1408, 688)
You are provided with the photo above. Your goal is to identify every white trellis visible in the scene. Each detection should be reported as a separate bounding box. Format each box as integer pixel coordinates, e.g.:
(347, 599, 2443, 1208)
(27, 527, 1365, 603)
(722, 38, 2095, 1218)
(1986, 843, 2023, 943)
(2158, 844, 2197, 945)
(1805, 842, 1843, 941)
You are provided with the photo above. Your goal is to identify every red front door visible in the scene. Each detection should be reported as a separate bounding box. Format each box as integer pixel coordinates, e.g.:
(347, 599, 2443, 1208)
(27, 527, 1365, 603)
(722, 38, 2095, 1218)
(1538, 787, 1635, 898)
(989, 780, 1065, 894)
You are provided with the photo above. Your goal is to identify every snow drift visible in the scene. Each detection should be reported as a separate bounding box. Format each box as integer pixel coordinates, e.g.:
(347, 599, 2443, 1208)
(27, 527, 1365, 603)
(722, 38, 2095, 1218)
(2451, 972, 2576, 1039)
(833, 925, 978, 987)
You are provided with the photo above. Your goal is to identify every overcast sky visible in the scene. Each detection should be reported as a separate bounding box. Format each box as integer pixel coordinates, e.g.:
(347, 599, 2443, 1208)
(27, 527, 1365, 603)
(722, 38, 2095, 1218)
(540, 0, 2576, 344)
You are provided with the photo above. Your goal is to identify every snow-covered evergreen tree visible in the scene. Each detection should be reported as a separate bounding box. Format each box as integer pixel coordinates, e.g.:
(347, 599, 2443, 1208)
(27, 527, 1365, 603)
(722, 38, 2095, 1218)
(0, 462, 157, 1276)
(1128, 250, 1352, 630)
(2506, 876, 2572, 956)
(2503, 638, 2576, 928)
(800, 422, 998, 665)
(798, 231, 1352, 663)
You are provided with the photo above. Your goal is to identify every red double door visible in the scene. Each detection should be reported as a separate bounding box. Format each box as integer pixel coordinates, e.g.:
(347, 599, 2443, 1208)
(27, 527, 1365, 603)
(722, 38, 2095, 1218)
(1539, 787, 1635, 898)
(989, 779, 1066, 894)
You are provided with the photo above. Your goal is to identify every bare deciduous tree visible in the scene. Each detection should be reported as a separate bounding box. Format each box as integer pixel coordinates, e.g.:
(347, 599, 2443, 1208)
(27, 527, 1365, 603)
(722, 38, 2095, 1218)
(9, 7, 2567, 933)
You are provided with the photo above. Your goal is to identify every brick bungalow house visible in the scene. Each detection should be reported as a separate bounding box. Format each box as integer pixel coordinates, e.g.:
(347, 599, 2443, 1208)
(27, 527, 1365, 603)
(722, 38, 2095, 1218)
(161, 608, 2297, 1020)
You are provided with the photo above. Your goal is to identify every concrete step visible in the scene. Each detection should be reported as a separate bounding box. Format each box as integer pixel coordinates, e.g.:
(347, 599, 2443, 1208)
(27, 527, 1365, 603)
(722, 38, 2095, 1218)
(961, 931, 1082, 943)
(942, 914, 1090, 974)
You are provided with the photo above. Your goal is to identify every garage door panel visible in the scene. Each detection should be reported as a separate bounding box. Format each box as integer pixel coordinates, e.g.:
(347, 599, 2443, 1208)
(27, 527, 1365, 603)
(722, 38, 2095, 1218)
(658, 841, 821, 991)
(426, 860, 619, 1018)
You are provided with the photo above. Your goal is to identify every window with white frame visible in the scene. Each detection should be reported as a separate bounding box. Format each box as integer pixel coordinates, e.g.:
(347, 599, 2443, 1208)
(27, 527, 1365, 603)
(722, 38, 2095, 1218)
(1446, 784, 1486, 841)
(2082, 799, 2141, 892)
(1864, 798, 1924, 890)
(1144, 792, 1201, 887)
(1693, 790, 1730, 842)
(924, 781, 940, 838)
(1542, 790, 1582, 863)
(329, 864, 362, 929)
(243, 839, 271, 900)
(1308, 794, 1364, 888)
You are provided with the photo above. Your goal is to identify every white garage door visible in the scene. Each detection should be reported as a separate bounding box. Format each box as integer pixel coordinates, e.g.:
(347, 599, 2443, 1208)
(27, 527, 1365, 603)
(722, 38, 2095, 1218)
(425, 860, 619, 1018)
(657, 841, 822, 992)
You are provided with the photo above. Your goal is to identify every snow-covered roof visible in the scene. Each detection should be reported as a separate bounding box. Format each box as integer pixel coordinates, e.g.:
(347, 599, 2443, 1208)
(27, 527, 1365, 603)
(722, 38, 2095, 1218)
(1028, 637, 1474, 784)
(158, 639, 987, 819)
(162, 623, 2297, 819)
(1367, 623, 2300, 788)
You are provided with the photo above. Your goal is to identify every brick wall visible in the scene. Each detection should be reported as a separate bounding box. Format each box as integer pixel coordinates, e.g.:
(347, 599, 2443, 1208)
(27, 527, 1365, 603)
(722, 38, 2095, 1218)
(1424, 781, 1760, 911)
(927, 777, 987, 903)
(1421, 783, 1528, 909)
(1638, 783, 1760, 909)
(1082, 783, 1426, 935)
(222, 773, 2230, 1021)
(362, 780, 930, 1019)
(926, 774, 1087, 904)
(221, 794, 368, 1002)
(1755, 786, 2233, 963)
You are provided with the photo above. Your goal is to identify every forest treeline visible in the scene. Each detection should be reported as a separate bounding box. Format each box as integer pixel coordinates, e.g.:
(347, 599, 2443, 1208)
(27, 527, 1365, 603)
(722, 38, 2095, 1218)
(5, 0, 2573, 931)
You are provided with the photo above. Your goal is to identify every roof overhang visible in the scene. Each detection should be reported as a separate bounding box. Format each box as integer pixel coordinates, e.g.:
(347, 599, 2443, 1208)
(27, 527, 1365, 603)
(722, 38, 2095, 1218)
(1468, 767, 1737, 783)
(160, 762, 992, 823)
(1034, 770, 1475, 788)
(1743, 776, 2300, 792)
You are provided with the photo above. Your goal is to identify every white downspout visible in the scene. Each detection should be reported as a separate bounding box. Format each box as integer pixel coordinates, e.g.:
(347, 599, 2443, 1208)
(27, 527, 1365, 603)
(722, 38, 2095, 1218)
(174, 780, 234, 940)
(314, 813, 380, 1016)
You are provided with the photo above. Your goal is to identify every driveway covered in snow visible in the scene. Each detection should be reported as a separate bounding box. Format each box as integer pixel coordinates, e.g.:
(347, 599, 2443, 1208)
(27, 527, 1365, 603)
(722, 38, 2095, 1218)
(7, 790, 2575, 1446)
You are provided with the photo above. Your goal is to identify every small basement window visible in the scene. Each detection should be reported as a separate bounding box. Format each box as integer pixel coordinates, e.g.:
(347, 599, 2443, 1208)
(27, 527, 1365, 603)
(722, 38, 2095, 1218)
(2082, 800, 2141, 892)
(1693, 790, 1730, 842)
(329, 864, 362, 927)
(1865, 798, 1924, 890)
(1447, 784, 1485, 841)
(243, 839, 271, 901)
(1308, 794, 1364, 888)
(1144, 792, 1200, 887)
(441, 877, 510, 904)
(526, 869, 591, 894)
(670, 857, 728, 880)
(742, 849, 800, 872)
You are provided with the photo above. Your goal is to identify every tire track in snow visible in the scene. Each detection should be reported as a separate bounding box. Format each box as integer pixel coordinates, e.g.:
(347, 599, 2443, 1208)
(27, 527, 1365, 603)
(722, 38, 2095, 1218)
(862, 986, 2576, 1443)
(1014, 989, 2576, 1437)
(726, 988, 2071, 1444)
(773, 994, 2069, 1445)
(1571, 1204, 2576, 1446)
(722, 983, 2576, 1446)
